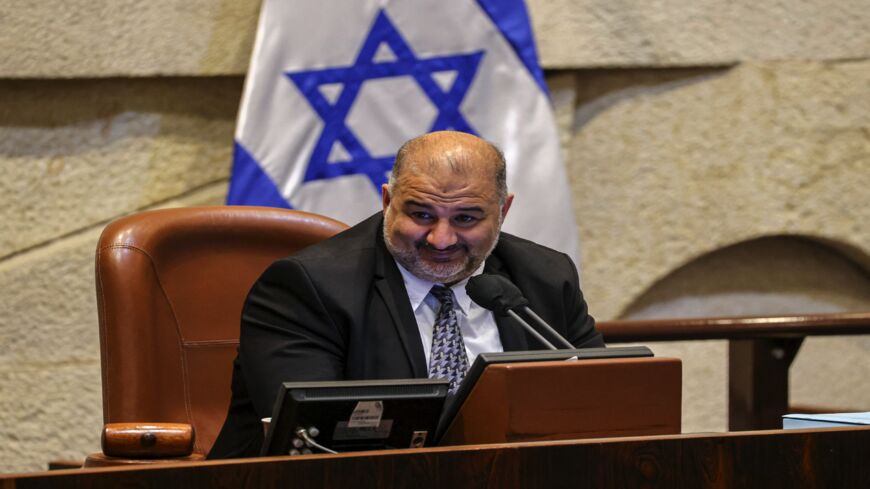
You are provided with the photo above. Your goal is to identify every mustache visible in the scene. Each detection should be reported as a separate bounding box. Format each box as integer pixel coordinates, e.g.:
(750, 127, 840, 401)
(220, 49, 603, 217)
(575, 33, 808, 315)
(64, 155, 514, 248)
(414, 241, 468, 253)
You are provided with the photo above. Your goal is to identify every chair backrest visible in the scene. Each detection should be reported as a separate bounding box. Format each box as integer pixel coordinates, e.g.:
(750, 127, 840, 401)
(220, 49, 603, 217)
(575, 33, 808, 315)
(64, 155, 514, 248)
(95, 206, 349, 455)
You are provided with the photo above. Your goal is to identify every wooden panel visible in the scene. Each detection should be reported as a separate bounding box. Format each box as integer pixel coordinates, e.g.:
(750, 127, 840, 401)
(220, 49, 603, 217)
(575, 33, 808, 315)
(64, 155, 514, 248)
(5, 428, 870, 488)
(729, 338, 803, 431)
(598, 312, 870, 342)
(440, 358, 681, 445)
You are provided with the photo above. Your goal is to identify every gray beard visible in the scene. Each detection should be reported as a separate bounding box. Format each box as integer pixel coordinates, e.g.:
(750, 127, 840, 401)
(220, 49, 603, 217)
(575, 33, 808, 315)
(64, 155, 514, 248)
(383, 226, 500, 285)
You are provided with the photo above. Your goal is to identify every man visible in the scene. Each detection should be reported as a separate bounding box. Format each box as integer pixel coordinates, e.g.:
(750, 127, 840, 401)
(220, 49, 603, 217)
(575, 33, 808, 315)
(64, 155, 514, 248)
(209, 131, 603, 458)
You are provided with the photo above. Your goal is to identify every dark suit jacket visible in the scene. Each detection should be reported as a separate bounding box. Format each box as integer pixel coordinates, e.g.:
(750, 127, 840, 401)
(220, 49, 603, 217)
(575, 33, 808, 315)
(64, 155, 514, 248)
(209, 213, 603, 458)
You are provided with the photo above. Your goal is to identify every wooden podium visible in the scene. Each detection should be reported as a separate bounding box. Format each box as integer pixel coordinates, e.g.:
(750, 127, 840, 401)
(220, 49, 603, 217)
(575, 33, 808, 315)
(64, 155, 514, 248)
(440, 357, 682, 445)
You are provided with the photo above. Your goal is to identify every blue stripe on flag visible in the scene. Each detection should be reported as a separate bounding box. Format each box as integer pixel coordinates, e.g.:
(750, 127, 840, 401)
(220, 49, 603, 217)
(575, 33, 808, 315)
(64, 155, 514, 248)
(226, 141, 292, 208)
(476, 0, 549, 96)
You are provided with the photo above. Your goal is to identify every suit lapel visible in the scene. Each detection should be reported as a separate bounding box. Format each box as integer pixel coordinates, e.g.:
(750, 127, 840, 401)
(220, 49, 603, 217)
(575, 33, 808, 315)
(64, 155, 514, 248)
(372, 220, 428, 378)
(483, 253, 529, 352)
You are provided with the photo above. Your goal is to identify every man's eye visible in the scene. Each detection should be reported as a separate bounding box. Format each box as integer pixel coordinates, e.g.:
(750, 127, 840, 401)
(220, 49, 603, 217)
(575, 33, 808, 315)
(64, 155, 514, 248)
(411, 211, 433, 220)
(454, 215, 478, 224)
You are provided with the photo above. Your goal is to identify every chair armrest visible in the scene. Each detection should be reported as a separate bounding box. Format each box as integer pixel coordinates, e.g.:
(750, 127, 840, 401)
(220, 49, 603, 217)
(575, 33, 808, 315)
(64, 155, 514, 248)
(102, 423, 195, 458)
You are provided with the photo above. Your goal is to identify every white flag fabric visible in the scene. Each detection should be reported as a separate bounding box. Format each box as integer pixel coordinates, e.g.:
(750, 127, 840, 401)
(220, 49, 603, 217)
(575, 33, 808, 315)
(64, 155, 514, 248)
(227, 0, 579, 259)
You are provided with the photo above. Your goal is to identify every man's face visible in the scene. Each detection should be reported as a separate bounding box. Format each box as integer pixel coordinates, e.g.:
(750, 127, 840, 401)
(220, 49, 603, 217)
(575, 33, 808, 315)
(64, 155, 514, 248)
(382, 160, 512, 285)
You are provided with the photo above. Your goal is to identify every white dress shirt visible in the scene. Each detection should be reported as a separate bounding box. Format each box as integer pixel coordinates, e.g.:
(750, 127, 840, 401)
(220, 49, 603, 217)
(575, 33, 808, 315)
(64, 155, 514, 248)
(394, 261, 504, 367)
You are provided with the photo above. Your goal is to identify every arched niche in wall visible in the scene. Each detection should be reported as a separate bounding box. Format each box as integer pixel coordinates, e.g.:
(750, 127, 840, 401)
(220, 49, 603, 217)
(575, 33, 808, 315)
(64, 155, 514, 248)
(618, 235, 870, 430)
(621, 235, 870, 320)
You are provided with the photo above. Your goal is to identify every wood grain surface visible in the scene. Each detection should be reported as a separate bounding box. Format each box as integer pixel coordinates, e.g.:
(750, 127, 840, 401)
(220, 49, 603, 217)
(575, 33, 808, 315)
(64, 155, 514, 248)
(598, 312, 870, 342)
(5, 427, 870, 488)
(101, 423, 194, 458)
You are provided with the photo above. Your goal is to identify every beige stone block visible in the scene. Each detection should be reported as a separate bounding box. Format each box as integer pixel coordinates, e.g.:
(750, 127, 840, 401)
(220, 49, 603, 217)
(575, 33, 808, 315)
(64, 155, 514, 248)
(0, 362, 102, 474)
(791, 336, 870, 410)
(570, 60, 870, 320)
(152, 180, 231, 210)
(529, 0, 870, 67)
(546, 72, 578, 169)
(0, 78, 241, 258)
(0, 228, 101, 366)
(5, 0, 869, 77)
(642, 340, 728, 433)
(0, 0, 260, 77)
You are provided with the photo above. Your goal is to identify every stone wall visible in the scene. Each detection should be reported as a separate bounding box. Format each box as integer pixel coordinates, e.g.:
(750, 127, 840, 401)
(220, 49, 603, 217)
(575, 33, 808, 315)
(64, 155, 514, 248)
(1, 0, 868, 473)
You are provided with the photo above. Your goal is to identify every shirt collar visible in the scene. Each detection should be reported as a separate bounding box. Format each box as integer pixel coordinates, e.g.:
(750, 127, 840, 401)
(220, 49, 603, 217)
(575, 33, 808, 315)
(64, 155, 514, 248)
(394, 260, 485, 315)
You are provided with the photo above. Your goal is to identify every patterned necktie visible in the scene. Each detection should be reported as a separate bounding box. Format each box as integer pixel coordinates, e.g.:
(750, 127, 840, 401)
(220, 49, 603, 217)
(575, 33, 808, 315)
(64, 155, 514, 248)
(427, 285, 469, 394)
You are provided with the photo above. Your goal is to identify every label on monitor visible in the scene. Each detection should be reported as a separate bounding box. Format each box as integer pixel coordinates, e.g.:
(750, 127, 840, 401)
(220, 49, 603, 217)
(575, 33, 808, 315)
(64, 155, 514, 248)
(347, 400, 384, 428)
(333, 419, 393, 441)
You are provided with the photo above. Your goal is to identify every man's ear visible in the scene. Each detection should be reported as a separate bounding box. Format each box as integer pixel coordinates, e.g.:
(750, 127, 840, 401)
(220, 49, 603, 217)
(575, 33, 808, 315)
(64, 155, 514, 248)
(382, 184, 391, 212)
(501, 193, 514, 219)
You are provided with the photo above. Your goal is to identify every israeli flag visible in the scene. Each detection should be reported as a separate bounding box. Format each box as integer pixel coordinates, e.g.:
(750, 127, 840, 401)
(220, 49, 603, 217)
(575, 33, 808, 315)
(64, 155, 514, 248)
(228, 0, 579, 258)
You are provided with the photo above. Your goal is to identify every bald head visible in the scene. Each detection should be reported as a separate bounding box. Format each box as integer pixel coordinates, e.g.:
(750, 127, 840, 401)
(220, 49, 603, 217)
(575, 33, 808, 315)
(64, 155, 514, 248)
(389, 131, 508, 205)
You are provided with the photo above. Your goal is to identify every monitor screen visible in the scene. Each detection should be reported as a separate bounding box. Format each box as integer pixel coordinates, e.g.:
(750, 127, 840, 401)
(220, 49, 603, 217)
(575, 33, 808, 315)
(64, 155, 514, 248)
(261, 378, 449, 456)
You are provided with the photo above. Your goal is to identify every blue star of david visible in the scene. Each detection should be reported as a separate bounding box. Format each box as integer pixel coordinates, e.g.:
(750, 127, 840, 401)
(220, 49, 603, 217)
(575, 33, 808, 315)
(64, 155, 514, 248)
(286, 10, 484, 191)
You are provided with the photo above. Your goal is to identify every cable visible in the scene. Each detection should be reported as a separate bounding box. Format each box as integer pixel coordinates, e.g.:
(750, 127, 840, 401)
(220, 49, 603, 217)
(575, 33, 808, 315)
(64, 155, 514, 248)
(295, 427, 338, 454)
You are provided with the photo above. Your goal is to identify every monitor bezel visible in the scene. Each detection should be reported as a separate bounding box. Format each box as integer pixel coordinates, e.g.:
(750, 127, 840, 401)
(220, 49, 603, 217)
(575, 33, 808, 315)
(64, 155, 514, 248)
(261, 378, 449, 456)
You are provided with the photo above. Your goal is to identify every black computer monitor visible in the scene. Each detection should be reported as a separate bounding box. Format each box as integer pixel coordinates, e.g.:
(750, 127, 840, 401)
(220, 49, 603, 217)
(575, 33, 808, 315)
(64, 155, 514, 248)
(261, 378, 449, 456)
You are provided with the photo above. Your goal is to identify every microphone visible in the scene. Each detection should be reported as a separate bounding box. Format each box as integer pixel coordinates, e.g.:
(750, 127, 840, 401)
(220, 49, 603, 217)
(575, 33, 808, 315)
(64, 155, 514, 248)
(467, 275, 575, 350)
(465, 274, 528, 314)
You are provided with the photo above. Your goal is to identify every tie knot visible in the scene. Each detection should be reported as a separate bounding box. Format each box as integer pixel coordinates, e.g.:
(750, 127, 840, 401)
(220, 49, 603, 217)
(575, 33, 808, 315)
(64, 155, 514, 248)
(430, 285, 455, 307)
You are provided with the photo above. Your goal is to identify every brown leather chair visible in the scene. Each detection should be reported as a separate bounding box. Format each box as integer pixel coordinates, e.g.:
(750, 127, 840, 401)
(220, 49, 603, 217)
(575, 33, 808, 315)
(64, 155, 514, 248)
(88, 206, 348, 465)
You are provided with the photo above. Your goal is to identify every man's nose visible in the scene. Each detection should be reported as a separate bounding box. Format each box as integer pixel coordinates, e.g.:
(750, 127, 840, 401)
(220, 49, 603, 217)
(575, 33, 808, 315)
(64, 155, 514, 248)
(426, 219, 458, 249)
